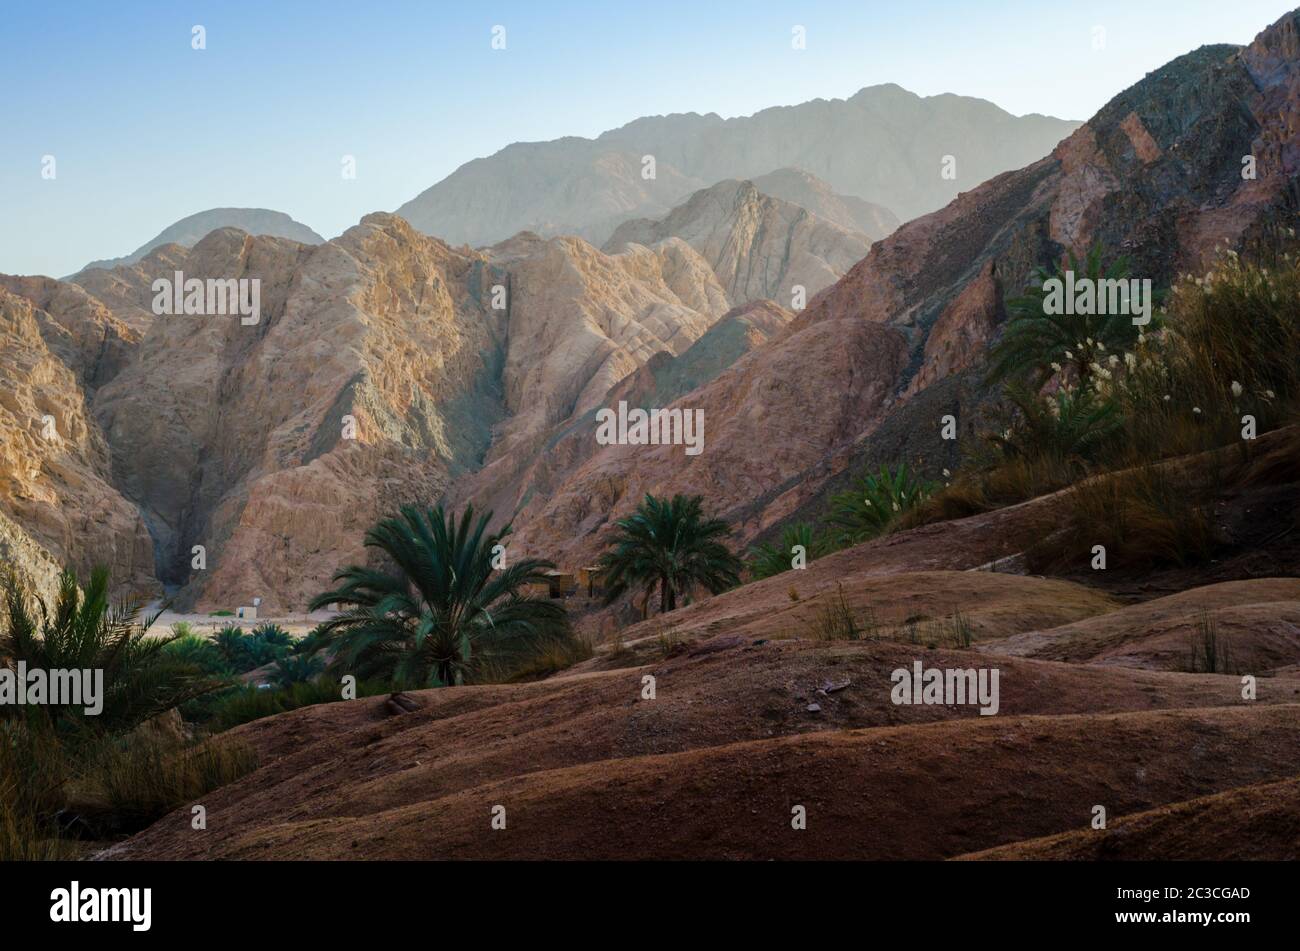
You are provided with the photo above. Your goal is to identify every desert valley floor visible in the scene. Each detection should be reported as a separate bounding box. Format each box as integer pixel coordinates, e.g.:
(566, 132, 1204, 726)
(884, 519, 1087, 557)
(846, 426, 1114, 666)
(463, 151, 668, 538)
(99, 437, 1300, 861)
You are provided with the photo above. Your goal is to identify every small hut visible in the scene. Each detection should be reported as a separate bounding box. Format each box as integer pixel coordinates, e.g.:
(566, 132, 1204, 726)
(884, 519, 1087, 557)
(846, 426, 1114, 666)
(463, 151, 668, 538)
(577, 566, 607, 598)
(542, 569, 578, 599)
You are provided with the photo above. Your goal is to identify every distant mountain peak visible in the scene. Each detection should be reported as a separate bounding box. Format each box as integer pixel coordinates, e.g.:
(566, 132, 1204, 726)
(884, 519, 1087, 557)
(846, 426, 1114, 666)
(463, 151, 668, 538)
(72, 208, 323, 277)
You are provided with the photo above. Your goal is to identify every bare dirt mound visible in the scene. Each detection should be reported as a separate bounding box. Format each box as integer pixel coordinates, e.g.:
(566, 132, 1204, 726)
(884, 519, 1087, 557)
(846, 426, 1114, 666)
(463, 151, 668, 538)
(104, 703, 1300, 860)
(603, 568, 1117, 655)
(101, 632, 1299, 861)
(960, 774, 1300, 860)
(989, 579, 1300, 672)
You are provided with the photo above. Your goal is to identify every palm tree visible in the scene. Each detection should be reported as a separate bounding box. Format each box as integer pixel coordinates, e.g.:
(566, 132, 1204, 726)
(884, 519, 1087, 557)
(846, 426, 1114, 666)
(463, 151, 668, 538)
(824, 462, 936, 547)
(990, 380, 1122, 464)
(747, 523, 824, 580)
(270, 653, 325, 688)
(599, 494, 743, 614)
(988, 244, 1154, 388)
(308, 504, 569, 688)
(0, 567, 223, 734)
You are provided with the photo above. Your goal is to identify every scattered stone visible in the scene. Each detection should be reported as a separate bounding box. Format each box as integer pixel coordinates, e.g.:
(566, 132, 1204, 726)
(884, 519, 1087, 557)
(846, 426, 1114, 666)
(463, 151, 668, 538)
(384, 692, 422, 716)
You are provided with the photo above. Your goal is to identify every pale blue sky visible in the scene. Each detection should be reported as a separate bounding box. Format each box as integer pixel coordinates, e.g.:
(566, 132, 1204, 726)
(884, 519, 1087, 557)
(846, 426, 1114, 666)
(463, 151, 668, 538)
(2, 0, 1294, 276)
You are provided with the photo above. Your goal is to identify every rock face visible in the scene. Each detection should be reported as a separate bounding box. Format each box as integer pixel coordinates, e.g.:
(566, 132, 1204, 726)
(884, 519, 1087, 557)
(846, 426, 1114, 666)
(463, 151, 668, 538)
(604, 179, 873, 306)
(447, 298, 795, 533)
(74, 208, 324, 276)
(902, 259, 1004, 397)
(0, 275, 139, 388)
(83, 217, 510, 612)
(750, 168, 899, 239)
(396, 84, 1079, 246)
(477, 233, 731, 483)
(0, 287, 156, 600)
(497, 312, 911, 566)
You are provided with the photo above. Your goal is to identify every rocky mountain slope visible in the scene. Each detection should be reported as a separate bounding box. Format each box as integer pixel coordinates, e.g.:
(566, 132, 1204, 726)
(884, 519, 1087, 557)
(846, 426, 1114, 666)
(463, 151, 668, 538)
(490, 12, 1300, 567)
(395, 84, 1078, 246)
(750, 167, 899, 238)
(0, 214, 745, 610)
(0, 285, 155, 602)
(86, 217, 511, 612)
(446, 298, 795, 538)
(74, 208, 324, 276)
(604, 178, 874, 305)
(480, 231, 730, 466)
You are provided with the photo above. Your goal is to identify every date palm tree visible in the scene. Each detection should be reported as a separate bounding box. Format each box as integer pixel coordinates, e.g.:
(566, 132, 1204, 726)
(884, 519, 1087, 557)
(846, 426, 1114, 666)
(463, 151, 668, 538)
(0, 567, 223, 734)
(988, 244, 1154, 388)
(747, 523, 825, 580)
(989, 379, 1122, 464)
(308, 504, 569, 688)
(599, 494, 743, 614)
(825, 463, 936, 546)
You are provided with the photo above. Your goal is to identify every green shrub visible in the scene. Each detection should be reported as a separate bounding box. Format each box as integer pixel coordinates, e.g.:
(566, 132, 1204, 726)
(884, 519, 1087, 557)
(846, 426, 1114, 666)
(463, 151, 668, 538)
(270, 654, 325, 687)
(1, 717, 256, 856)
(990, 382, 1122, 465)
(250, 623, 293, 648)
(825, 463, 936, 546)
(1165, 253, 1300, 425)
(905, 253, 1300, 540)
(84, 731, 257, 831)
(987, 244, 1158, 388)
(163, 634, 232, 678)
(809, 583, 876, 641)
(292, 624, 330, 656)
(747, 523, 826, 580)
(1187, 609, 1231, 674)
(0, 721, 77, 860)
(484, 635, 597, 683)
(208, 678, 388, 731)
(1030, 465, 1216, 571)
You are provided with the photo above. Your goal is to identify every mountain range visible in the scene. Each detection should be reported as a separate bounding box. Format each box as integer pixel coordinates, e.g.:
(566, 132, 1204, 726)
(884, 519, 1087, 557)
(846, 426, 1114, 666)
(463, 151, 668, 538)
(1, 11, 1296, 615)
(395, 83, 1079, 246)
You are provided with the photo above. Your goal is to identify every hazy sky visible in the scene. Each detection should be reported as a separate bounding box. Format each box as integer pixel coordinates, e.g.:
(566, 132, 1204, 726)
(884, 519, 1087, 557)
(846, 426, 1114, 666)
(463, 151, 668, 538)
(2, 0, 1294, 277)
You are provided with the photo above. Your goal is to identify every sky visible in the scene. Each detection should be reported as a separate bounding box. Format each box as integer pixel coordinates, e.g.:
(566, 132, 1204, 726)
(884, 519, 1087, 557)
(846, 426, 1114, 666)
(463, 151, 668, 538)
(1, 0, 1294, 277)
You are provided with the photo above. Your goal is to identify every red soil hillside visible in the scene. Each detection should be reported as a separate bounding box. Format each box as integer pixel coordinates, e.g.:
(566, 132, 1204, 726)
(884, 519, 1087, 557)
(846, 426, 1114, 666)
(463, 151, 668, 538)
(100, 625, 1300, 861)
(103, 697, 1300, 861)
(960, 774, 1300, 860)
(990, 579, 1300, 672)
